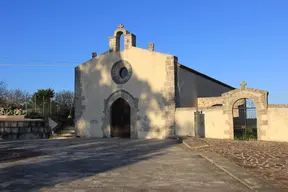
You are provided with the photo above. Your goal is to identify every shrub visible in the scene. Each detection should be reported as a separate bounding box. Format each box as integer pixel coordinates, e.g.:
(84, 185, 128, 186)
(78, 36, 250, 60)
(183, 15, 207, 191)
(24, 112, 44, 119)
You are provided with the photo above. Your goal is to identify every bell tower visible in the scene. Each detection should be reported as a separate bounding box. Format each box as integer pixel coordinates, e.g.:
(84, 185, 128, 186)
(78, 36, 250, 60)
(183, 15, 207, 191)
(109, 24, 136, 52)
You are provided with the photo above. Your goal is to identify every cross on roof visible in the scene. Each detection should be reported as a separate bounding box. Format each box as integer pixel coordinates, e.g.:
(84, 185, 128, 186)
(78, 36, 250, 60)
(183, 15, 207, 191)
(240, 81, 247, 89)
(118, 24, 124, 29)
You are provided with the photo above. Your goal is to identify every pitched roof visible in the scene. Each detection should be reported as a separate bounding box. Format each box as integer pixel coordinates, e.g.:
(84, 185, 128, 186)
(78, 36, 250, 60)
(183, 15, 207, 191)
(178, 63, 235, 90)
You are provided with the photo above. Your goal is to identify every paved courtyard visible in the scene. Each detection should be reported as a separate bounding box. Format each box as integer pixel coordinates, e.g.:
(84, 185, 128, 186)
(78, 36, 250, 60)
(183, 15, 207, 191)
(0, 138, 260, 192)
(187, 137, 288, 189)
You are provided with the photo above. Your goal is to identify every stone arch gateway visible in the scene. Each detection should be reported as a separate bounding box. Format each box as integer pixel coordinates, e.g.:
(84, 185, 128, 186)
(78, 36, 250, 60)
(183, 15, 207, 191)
(102, 90, 139, 138)
(232, 98, 257, 140)
(222, 87, 268, 140)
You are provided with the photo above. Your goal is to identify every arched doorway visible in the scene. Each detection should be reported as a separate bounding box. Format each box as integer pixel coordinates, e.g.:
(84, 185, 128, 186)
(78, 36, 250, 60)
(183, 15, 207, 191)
(232, 98, 257, 140)
(110, 98, 131, 138)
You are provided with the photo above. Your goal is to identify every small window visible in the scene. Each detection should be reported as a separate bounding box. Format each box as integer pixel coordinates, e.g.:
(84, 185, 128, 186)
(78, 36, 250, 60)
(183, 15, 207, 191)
(119, 67, 129, 79)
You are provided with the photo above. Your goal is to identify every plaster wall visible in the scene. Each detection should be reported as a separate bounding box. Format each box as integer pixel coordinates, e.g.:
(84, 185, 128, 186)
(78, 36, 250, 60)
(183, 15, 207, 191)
(75, 47, 176, 139)
(261, 105, 288, 142)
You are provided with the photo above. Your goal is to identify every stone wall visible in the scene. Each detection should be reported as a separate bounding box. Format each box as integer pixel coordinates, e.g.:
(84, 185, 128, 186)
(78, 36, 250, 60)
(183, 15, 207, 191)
(194, 86, 288, 142)
(197, 97, 223, 108)
(175, 82, 288, 142)
(262, 104, 288, 142)
(0, 120, 50, 140)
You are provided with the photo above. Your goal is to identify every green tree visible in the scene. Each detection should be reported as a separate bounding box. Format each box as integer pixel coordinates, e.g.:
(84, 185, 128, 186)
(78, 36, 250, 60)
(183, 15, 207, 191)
(32, 88, 55, 116)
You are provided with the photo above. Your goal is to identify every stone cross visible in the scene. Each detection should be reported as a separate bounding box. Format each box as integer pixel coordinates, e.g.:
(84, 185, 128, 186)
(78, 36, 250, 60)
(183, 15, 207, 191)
(118, 24, 124, 29)
(240, 80, 247, 89)
(92, 52, 97, 58)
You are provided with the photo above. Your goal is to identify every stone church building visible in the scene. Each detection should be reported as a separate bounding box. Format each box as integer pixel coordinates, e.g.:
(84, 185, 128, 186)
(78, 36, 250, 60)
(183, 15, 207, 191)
(74, 24, 235, 139)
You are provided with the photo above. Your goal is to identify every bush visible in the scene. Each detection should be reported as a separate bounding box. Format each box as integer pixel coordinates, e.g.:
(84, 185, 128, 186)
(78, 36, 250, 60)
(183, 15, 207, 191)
(234, 127, 257, 140)
(24, 112, 44, 119)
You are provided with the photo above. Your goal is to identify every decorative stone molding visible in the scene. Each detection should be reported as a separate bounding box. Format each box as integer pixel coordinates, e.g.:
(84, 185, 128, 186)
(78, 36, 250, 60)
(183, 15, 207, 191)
(102, 90, 139, 138)
(221, 88, 268, 98)
(111, 60, 133, 84)
(222, 88, 268, 111)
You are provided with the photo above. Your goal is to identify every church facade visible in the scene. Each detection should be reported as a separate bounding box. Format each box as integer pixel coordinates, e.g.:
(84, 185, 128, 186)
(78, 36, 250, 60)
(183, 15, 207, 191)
(74, 24, 234, 139)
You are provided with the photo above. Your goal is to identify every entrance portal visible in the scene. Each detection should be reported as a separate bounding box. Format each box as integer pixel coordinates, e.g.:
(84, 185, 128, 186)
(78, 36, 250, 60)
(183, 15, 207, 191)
(232, 98, 257, 140)
(110, 98, 131, 138)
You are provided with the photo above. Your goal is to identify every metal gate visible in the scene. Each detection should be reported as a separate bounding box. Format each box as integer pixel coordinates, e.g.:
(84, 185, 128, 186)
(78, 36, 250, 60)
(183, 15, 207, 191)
(232, 98, 257, 140)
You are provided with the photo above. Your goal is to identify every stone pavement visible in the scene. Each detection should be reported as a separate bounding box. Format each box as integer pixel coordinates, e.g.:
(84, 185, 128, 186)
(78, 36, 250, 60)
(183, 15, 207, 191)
(179, 136, 288, 191)
(0, 138, 269, 192)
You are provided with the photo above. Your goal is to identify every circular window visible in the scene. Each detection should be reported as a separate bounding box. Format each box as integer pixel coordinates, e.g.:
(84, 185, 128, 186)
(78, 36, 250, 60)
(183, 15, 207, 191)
(119, 67, 129, 78)
(111, 60, 132, 84)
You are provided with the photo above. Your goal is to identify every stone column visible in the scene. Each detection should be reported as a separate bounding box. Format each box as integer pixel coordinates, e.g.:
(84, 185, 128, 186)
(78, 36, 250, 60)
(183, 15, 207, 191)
(124, 34, 136, 49)
(109, 36, 117, 51)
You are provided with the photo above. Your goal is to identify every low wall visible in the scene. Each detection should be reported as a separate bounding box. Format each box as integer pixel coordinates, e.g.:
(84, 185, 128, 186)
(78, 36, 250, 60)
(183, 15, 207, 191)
(262, 105, 288, 142)
(175, 107, 230, 138)
(0, 120, 51, 140)
(199, 107, 230, 139)
(175, 108, 196, 136)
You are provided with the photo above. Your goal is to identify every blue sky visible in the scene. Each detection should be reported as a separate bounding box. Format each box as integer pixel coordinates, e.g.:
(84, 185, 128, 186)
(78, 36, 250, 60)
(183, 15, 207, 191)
(0, 0, 287, 104)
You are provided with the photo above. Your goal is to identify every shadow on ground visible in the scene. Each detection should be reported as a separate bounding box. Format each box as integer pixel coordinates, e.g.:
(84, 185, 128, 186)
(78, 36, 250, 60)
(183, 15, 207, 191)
(0, 138, 179, 191)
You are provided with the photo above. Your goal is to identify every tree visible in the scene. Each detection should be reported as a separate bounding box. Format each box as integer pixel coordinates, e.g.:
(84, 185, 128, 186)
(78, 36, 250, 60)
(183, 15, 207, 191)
(32, 88, 55, 115)
(33, 88, 55, 99)
(54, 90, 74, 108)
(0, 81, 8, 106)
(55, 90, 74, 119)
(5, 88, 31, 108)
(0, 81, 31, 109)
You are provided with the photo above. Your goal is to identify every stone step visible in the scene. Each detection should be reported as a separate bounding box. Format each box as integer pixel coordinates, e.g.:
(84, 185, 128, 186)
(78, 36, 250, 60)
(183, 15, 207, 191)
(59, 129, 75, 134)
(50, 136, 75, 140)
(50, 133, 75, 139)
(61, 126, 75, 131)
(57, 133, 75, 137)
